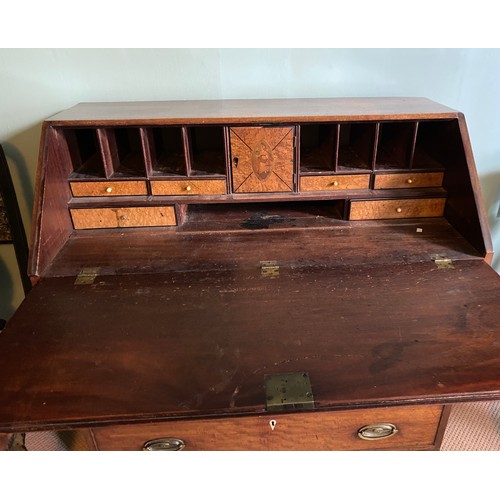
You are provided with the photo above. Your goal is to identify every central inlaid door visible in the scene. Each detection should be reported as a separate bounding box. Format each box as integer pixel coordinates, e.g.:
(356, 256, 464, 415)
(230, 127, 295, 193)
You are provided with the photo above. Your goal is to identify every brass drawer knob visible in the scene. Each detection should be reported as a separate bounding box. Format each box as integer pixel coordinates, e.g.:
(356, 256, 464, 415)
(185, 185, 192, 192)
(333, 181, 339, 187)
(407, 179, 413, 184)
(105, 187, 113, 193)
(396, 207, 402, 213)
(357, 423, 398, 440)
(143, 438, 185, 451)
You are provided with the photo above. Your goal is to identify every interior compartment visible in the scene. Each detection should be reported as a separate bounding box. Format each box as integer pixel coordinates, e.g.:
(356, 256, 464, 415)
(148, 126, 187, 176)
(375, 122, 416, 169)
(109, 128, 147, 177)
(65, 128, 106, 178)
(179, 200, 347, 232)
(188, 126, 226, 176)
(299, 124, 338, 172)
(412, 121, 451, 170)
(338, 123, 376, 171)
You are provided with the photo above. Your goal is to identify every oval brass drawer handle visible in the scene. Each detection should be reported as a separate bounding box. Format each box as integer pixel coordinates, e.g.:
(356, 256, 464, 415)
(357, 423, 398, 440)
(143, 438, 185, 451)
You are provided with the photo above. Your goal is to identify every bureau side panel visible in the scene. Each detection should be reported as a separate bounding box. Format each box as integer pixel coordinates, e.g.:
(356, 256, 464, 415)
(29, 126, 73, 278)
(442, 116, 492, 261)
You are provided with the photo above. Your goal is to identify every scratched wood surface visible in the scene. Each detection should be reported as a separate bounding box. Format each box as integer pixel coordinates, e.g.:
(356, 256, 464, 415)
(0, 258, 498, 432)
(43, 218, 482, 277)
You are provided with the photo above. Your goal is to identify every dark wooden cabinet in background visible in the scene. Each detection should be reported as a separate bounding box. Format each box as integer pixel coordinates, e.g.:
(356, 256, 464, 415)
(0, 97, 499, 451)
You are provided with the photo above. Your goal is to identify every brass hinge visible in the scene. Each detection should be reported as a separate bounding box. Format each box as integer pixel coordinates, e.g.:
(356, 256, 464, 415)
(431, 254, 454, 269)
(265, 372, 315, 412)
(74, 267, 100, 285)
(260, 260, 280, 278)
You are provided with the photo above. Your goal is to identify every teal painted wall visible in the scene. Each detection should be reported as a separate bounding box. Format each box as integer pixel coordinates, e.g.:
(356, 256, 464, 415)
(1, 48, 499, 319)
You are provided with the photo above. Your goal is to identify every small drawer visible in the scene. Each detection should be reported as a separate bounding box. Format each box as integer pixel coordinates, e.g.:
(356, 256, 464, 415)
(70, 181, 148, 197)
(151, 179, 227, 196)
(90, 404, 443, 451)
(350, 198, 446, 220)
(300, 174, 370, 192)
(374, 172, 444, 189)
(70, 206, 176, 229)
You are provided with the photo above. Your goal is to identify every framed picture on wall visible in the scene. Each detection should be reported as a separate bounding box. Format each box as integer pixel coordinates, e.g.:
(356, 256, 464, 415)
(0, 193, 12, 243)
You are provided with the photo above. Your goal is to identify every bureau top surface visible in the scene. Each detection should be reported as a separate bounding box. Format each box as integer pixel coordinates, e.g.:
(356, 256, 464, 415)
(45, 97, 459, 125)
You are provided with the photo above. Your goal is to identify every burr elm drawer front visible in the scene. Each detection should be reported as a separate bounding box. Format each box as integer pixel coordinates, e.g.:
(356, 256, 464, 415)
(70, 206, 177, 229)
(373, 172, 444, 190)
(70, 181, 148, 197)
(150, 179, 227, 196)
(349, 198, 446, 220)
(300, 174, 371, 192)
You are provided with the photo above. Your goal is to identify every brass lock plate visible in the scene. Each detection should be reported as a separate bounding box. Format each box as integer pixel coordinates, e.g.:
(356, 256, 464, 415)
(265, 372, 315, 412)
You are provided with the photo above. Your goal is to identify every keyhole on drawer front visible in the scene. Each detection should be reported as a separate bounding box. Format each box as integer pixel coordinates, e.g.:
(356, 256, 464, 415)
(233, 157, 239, 168)
(269, 419, 276, 431)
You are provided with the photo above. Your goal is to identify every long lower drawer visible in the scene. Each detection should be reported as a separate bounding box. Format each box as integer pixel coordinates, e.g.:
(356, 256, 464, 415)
(90, 405, 444, 451)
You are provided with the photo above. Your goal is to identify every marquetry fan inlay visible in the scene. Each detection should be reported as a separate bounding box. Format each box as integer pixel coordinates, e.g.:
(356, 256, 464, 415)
(230, 127, 294, 193)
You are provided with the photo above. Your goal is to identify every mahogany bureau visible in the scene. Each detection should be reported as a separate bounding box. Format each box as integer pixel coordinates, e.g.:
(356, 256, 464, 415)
(0, 97, 499, 451)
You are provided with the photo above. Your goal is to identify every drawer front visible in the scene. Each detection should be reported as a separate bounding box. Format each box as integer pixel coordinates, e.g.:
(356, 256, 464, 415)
(374, 172, 444, 189)
(300, 174, 370, 192)
(91, 405, 443, 451)
(70, 181, 148, 197)
(350, 198, 446, 220)
(70, 206, 176, 229)
(151, 179, 227, 196)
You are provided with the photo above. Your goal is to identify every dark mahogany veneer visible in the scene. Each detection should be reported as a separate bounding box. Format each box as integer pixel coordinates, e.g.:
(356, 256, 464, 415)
(0, 98, 498, 450)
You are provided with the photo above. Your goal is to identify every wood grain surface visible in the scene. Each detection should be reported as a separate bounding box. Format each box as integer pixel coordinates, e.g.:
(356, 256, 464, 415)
(300, 174, 370, 191)
(28, 126, 74, 277)
(373, 172, 444, 189)
(91, 405, 443, 451)
(230, 127, 294, 193)
(45, 218, 483, 277)
(350, 198, 446, 220)
(70, 180, 148, 197)
(0, 259, 498, 432)
(70, 206, 176, 229)
(150, 179, 227, 196)
(9, 97, 496, 449)
(46, 98, 458, 125)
